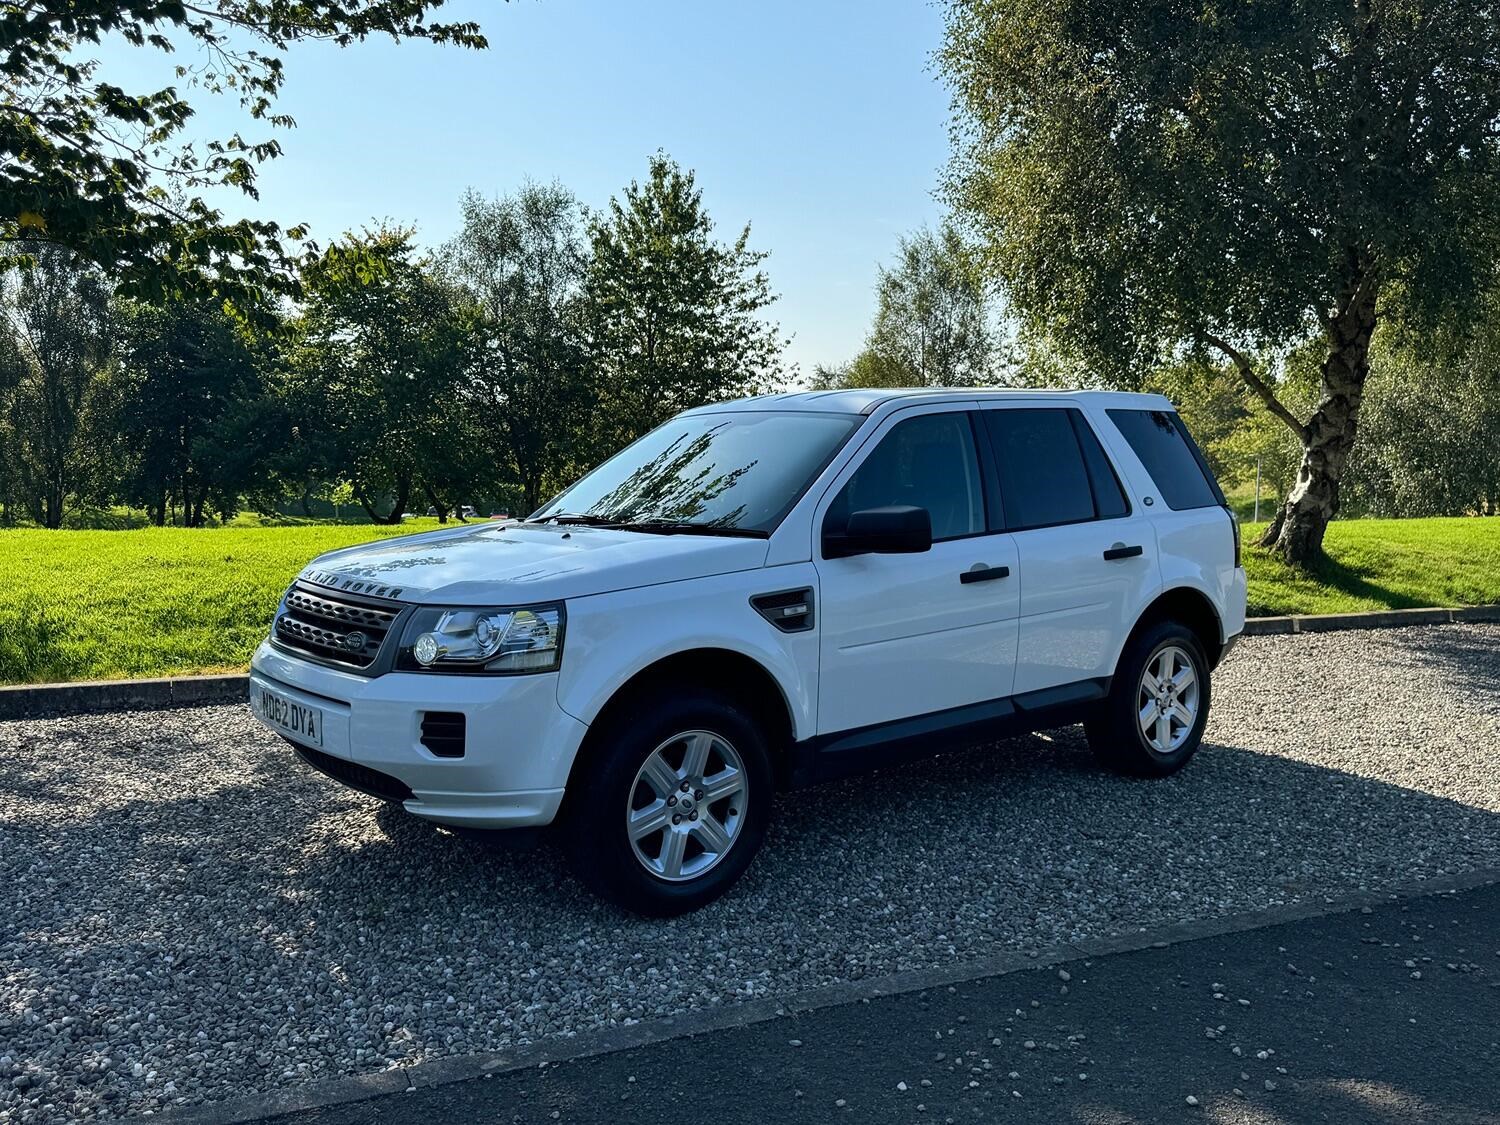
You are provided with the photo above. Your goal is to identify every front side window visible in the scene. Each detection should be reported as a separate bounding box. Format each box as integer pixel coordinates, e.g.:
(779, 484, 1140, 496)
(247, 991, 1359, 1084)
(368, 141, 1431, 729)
(534, 411, 860, 534)
(825, 412, 985, 543)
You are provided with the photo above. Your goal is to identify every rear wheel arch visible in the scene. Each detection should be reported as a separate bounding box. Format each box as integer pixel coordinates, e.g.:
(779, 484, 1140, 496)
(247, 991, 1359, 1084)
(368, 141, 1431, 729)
(1124, 586, 1225, 671)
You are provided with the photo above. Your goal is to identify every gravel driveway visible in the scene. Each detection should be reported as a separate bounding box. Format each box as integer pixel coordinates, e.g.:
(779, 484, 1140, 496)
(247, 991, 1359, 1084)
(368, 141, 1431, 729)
(2, 624, 1498, 1122)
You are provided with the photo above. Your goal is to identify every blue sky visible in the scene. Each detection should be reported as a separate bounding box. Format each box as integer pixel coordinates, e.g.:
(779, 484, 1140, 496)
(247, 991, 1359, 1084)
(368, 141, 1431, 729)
(97, 0, 953, 375)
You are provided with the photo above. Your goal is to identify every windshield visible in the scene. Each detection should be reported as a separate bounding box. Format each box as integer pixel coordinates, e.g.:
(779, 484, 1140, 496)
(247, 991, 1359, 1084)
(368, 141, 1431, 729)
(533, 410, 860, 534)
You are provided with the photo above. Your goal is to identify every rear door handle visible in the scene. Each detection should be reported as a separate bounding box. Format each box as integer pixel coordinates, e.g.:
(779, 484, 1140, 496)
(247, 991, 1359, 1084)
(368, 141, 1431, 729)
(1103, 544, 1144, 561)
(960, 565, 1010, 584)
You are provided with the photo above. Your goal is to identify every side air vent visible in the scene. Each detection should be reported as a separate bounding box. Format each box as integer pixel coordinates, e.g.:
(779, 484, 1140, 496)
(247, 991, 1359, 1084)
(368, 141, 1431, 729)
(751, 588, 815, 633)
(420, 711, 467, 758)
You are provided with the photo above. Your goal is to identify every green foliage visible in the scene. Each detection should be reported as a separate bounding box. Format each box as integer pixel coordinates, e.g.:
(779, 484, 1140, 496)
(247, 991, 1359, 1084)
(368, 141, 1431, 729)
(1342, 316, 1500, 516)
(584, 154, 785, 458)
(815, 223, 1006, 389)
(941, 0, 1500, 562)
(106, 294, 276, 525)
(810, 348, 915, 390)
(442, 183, 592, 513)
(290, 229, 473, 523)
(942, 0, 1500, 371)
(1145, 354, 1314, 497)
(0, 246, 112, 526)
(1, 1, 486, 310)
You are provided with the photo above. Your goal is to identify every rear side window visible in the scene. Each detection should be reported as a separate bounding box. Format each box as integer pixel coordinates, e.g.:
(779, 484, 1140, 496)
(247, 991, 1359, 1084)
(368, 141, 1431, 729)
(983, 408, 1099, 531)
(1107, 409, 1226, 511)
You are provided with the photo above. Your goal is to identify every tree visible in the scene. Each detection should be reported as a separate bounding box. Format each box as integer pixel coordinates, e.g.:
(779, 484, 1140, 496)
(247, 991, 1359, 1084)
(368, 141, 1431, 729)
(868, 225, 1001, 386)
(813, 224, 1006, 390)
(0, 246, 111, 527)
(108, 294, 275, 525)
(810, 347, 916, 389)
(1343, 313, 1500, 517)
(584, 154, 786, 458)
(443, 183, 591, 514)
(942, 0, 1500, 564)
(290, 229, 470, 524)
(2, 2, 486, 309)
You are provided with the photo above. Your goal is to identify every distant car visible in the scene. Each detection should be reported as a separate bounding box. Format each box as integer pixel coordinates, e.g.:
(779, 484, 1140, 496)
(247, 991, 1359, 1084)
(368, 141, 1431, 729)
(424, 506, 438, 517)
(489, 510, 511, 521)
(252, 388, 1246, 915)
(459, 505, 480, 520)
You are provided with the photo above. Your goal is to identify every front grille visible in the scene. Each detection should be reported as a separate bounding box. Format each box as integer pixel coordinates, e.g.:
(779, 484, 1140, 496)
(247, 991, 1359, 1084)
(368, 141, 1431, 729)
(420, 711, 466, 758)
(273, 582, 402, 671)
(291, 741, 414, 804)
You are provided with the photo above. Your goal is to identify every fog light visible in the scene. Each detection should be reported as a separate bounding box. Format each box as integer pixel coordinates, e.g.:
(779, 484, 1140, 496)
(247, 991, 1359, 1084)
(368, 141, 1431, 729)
(413, 632, 441, 666)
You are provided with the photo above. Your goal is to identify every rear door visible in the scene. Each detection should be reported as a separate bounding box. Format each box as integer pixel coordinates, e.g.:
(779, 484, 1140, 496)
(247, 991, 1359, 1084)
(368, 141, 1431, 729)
(813, 407, 1020, 734)
(978, 405, 1161, 696)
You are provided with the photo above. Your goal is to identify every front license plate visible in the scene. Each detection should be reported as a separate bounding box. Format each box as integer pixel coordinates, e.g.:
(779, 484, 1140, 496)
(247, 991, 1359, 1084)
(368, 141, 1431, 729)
(254, 685, 324, 748)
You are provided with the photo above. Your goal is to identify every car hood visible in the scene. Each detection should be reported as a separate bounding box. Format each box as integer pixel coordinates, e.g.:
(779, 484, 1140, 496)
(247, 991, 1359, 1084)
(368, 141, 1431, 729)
(298, 521, 770, 605)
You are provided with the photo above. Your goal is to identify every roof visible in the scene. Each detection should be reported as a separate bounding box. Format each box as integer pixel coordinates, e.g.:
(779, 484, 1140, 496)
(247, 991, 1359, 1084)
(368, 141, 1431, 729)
(682, 387, 1175, 416)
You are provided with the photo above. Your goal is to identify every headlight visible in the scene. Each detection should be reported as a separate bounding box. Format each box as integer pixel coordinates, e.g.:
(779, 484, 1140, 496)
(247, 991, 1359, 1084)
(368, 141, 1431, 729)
(397, 603, 564, 674)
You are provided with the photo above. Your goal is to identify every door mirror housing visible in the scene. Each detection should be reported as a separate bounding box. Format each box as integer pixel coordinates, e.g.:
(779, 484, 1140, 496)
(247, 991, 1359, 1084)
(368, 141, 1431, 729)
(825, 505, 933, 558)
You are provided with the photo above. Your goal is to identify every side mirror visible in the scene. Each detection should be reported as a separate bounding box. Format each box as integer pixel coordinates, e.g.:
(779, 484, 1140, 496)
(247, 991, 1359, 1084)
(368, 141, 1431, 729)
(825, 505, 933, 558)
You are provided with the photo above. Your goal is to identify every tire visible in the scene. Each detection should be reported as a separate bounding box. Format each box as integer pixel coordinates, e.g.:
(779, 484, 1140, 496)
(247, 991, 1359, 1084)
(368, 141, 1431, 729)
(1085, 620, 1211, 778)
(561, 686, 773, 916)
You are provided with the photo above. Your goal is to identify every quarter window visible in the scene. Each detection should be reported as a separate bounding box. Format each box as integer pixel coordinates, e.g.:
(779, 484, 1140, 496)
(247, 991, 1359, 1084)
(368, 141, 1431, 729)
(1107, 409, 1225, 511)
(983, 408, 1115, 531)
(826, 413, 985, 543)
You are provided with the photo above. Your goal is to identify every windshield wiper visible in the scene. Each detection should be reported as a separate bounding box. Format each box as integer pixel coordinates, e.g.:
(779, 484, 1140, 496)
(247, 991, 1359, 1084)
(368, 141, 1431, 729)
(613, 521, 769, 539)
(528, 512, 625, 527)
(528, 512, 766, 538)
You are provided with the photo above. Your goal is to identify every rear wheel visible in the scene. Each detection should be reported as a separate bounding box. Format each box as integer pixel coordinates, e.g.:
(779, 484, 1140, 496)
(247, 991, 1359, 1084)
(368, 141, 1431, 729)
(562, 688, 772, 915)
(1085, 621, 1210, 777)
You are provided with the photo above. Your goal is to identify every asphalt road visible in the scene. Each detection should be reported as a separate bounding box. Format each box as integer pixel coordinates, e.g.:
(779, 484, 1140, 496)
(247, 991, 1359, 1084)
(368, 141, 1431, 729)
(271, 882, 1500, 1125)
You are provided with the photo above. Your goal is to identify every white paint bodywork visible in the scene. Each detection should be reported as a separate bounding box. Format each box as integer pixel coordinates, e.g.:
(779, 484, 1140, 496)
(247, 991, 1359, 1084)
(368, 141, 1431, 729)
(249, 388, 1248, 829)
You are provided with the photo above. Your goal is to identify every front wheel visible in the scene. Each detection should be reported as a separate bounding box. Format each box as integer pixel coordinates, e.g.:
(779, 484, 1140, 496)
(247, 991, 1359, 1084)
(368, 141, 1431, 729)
(562, 688, 772, 916)
(1085, 621, 1210, 777)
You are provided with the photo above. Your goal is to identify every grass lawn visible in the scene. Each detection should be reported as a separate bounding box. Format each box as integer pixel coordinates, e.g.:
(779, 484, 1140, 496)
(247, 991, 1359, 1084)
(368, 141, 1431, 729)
(0, 521, 442, 684)
(1241, 516, 1500, 617)
(0, 515, 1496, 684)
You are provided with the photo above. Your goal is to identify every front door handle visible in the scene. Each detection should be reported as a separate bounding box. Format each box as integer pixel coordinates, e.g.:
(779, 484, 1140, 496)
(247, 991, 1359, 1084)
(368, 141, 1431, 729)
(960, 564, 1011, 584)
(1103, 544, 1144, 561)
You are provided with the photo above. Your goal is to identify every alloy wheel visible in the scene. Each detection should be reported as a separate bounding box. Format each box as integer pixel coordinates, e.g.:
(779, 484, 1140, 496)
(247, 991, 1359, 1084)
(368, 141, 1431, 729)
(626, 730, 748, 882)
(1137, 643, 1200, 754)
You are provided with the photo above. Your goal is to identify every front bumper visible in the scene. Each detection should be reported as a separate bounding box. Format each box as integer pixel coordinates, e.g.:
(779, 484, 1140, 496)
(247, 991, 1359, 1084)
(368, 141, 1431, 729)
(249, 641, 588, 829)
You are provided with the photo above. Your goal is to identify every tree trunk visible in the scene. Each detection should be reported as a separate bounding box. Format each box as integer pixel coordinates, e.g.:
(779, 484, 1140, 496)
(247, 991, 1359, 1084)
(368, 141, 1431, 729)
(1260, 286, 1378, 566)
(423, 483, 449, 524)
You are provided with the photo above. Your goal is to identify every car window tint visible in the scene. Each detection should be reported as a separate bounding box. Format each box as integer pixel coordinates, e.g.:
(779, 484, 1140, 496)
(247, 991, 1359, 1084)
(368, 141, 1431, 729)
(1071, 413, 1130, 519)
(827, 413, 984, 542)
(983, 408, 1097, 530)
(1107, 409, 1224, 510)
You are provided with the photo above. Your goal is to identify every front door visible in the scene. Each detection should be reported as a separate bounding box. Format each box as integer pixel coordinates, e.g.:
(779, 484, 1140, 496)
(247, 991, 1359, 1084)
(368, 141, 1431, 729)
(814, 408, 1020, 735)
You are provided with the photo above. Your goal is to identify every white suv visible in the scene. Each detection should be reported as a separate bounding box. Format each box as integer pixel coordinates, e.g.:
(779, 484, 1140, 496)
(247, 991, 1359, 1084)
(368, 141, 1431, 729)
(251, 389, 1247, 914)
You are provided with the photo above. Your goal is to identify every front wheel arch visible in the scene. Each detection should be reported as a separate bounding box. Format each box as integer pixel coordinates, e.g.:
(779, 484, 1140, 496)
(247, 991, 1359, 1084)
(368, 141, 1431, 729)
(562, 648, 796, 810)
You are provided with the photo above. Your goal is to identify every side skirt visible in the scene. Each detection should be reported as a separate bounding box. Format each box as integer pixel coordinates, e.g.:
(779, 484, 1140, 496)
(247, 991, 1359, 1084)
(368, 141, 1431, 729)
(785, 678, 1111, 788)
